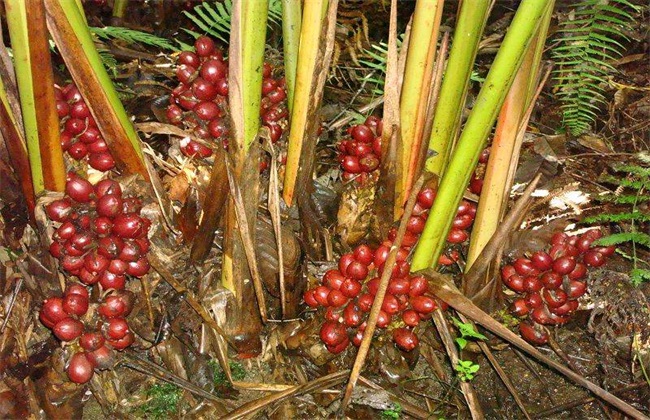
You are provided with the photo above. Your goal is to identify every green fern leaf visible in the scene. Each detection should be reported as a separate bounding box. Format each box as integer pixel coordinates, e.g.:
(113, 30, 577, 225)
(595, 232, 650, 248)
(630, 269, 650, 286)
(90, 26, 177, 51)
(584, 211, 650, 224)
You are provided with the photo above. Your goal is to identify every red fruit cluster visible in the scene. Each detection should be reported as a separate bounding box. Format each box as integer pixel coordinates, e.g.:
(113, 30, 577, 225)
(305, 186, 460, 354)
(40, 284, 135, 383)
(502, 229, 615, 345)
(468, 148, 490, 195)
(55, 83, 115, 172)
(337, 116, 383, 183)
(167, 36, 287, 160)
(42, 174, 146, 383)
(46, 173, 151, 289)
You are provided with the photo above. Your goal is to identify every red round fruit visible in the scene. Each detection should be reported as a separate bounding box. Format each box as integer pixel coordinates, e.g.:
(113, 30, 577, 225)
(65, 118, 86, 136)
(393, 328, 419, 352)
(326, 336, 349, 354)
(267, 87, 286, 104)
(407, 216, 426, 234)
(376, 311, 391, 328)
(351, 329, 364, 347)
(524, 292, 543, 308)
(194, 101, 221, 120)
(126, 257, 150, 277)
(452, 214, 474, 230)
(540, 271, 563, 289)
(199, 59, 227, 83)
(342, 155, 361, 174)
(503, 274, 526, 293)
(46, 199, 72, 222)
(192, 78, 218, 101)
(106, 318, 129, 340)
(359, 155, 380, 172)
(215, 78, 229, 96)
(79, 332, 105, 352)
(85, 345, 115, 370)
(550, 299, 579, 316)
(336, 253, 354, 275)
(594, 245, 615, 257)
(53, 317, 84, 341)
(373, 244, 390, 267)
(194, 36, 216, 57)
(96, 194, 122, 218)
(313, 286, 330, 306)
(70, 232, 93, 252)
(112, 213, 144, 238)
(366, 277, 379, 296)
(531, 251, 553, 271)
(108, 331, 135, 350)
(65, 283, 89, 299)
(351, 124, 373, 143)
(388, 278, 410, 296)
(583, 250, 605, 267)
(408, 276, 428, 297)
(346, 261, 368, 281)
(542, 288, 568, 308)
(40, 297, 67, 328)
(63, 293, 89, 316)
(56, 100, 70, 117)
(519, 322, 548, 345)
(65, 175, 94, 203)
(353, 244, 374, 266)
(568, 263, 587, 280)
(324, 307, 340, 322)
(261, 78, 276, 95)
(402, 310, 420, 327)
(469, 178, 483, 195)
(99, 271, 126, 290)
(327, 290, 348, 307)
(513, 258, 537, 277)
(565, 280, 587, 299)
(447, 228, 468, 244)
(78, 127, 100, 144)
(523, 276, 543, 293)
(576, 235, 595, 253)
(303, 289, 319, 307)
(410, 296, 436, 314)
(510, 298, 529, 316)
(548, 244, 568, 260)
(551, 232, 568, 245)
(94, 179, 122, 198)
(416, 188, 435, 209)
(531, 306, 554, 325)
(340, 278, 362, 298)
(323, 269, 345, 290)
(552, 256, 576, 275)
(319, 321, 347, 346)
(178, 51, 200, 67)
(357, 293, 374, 312)
(501, 264, 516, 280)
(62, 255, 85, 272)
(67, 352, 94, 384)
(343, 303, 362, 327)
(98, 296, 126, 318)
(381, 294, 400, 315)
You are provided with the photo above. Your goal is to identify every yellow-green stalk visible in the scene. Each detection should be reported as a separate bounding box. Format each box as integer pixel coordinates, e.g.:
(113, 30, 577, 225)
(412, 0, 554, 271)
(5, 0, 65, 193)
(282, 0, 327, 206)
(397, 0, 444, 211)
(465, 2, 554, 275)
(281, 0, 302, 112)
(425, 0, 490, 176)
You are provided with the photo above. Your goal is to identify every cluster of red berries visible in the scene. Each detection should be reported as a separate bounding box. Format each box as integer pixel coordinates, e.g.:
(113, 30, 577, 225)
(336, 117, 383, 183)
(55, 83, 115, 172)
(42, 174, 149, 383)
(167, 36, 287, 160)
(39, 284, 135, 383)
(502, 229, 615, 345)
(46, 173, 151, 288)
(304, 186, 462, 354)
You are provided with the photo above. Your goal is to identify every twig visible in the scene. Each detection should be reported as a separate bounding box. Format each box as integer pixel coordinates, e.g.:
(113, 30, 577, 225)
(341, 173, 427, 411)
(358, 376, 430, 420)
(2, 266, 25, 333)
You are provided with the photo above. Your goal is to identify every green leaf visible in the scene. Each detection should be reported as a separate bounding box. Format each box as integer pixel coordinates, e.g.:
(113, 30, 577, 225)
(594, 232, 650, 248)
(630, 269, 650, 286)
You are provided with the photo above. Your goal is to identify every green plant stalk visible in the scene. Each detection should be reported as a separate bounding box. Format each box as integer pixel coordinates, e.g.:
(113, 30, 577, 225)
(5, 0, 66, 193)
(424, 0, 490, 176)
(57, 1, 144, 159)
(241, 0, 269, 149)
(412, 0, 554, 271)
(281, 0, 301, 113)
(398, 0, 443, 208)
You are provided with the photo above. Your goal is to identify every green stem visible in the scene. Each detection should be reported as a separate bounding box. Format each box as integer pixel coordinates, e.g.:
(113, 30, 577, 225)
(412, 0, 554, 271)
(425, 0, 490, 177)
(242, 0, 269, 149)
(112, 0, 128, 19)
(281, 0, 301, 113)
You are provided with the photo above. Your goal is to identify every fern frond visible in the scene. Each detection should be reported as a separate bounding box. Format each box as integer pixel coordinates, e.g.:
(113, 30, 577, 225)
(90, 26, 177, 51)
(552, 0, 638, 136)
(182, 0, 282, 45)
(595, 232, 650, 248)
(630, 269, 650, 286)
(584, 211, 650, 224)
(614, 164, 650, 178)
